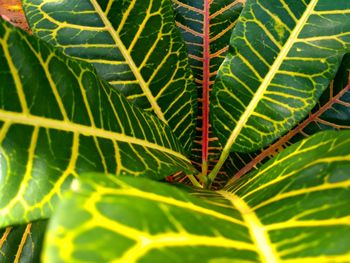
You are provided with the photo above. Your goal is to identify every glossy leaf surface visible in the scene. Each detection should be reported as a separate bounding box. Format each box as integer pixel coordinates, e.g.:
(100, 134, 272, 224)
(0, 221, 47, 263)
(211, 0, 350, 155)
(21, 0, 197, 150)
(44, 130, 350, 262)
(172, 0, 244, 172)
(227, 53, 350, 180)
(0, 20, 195, 227)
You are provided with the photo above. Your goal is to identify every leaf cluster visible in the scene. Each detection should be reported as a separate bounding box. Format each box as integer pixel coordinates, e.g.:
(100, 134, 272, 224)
(0, 0, 349, 262)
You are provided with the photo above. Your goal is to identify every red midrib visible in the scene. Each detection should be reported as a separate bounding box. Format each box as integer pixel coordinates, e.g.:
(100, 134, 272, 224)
(233, 83, 350, 179)
(202, 0, 210, 174)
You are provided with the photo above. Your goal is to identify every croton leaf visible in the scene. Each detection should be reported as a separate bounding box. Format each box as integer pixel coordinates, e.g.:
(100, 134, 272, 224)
(0, 0, 29, 31)
(0, 19, 195, 227)
(0, 221, 47, 262)
(226, 53, 350, 181)
(43, 130, 350, 262)
(172, 0, 244, 173)
(210, 0, 350, 177)
(21, 0, 197, 151)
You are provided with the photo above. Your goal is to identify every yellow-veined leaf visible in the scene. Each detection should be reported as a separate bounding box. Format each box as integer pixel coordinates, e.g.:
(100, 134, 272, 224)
(0, 19, 196, 227)
(226, 53, 350, 181)
(209, 0, 350, 184)
(43, 130, 350, 262)
(172, 0, 245, 175)
(0, 221, 47, 262)
(22, 0, 197, 150)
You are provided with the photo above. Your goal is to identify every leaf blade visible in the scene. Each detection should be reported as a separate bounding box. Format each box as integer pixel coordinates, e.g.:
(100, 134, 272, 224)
(208, 0, 350, 183)
(172, 0, 244, 175)
(226, 53, 350, 181)
(43, 130, 350, 262)
(0, 19, 195, 227)
(43, 175, 259, 262)
(0, 221, 47, 263)
(22, 0, 197, 150)
(211, 0, 350, 154)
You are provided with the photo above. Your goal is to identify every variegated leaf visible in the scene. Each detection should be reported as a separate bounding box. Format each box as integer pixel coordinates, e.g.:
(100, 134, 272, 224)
(44, 130, 350, 262)
(21, 0, 197, 150)
(209, 0, 350, 183)
(172, 0, 244, 174)
(226, 53, 350, 181)
(0, 221, 47, 262)
(0, 19, 195, 227)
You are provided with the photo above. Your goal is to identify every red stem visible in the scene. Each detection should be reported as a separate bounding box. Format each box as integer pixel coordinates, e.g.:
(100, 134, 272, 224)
(232, 82, 350, 180)
(202, 0, 210, 174)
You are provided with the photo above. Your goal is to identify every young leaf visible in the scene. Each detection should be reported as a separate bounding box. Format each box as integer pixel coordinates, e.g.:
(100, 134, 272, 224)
(227, 53, 350, 180)
(172, 0, 244, 173)
(21, 0, 197, 150)
(43, 130, 350, 262)
(0, 221, 47, 263)
(0, 20, 196, 227)
(209, 0, 350, 181)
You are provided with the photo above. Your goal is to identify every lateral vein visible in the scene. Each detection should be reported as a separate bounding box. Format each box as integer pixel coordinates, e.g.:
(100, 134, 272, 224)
(89, 0, 166, 123)
(209, 0, 319, 182)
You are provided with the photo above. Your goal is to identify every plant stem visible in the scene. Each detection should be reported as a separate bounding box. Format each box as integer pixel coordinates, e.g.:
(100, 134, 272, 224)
(206, 146, 230, 188)
(188, 174, 204, 188)
(201, 0, 210, 176)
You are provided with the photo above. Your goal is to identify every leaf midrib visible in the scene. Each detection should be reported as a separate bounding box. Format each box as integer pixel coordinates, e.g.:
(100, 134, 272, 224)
(219, 191, 278, 263)
(89, 0, 166, 123)
(0, 110, 189, 162)
(228, 83, 350, 183)
(201, 0, 210, 174)
(223, 0, 318, 152)
(14, 223, 32, 262)
(0, 227, 11, 248)
(209, 0, 318, 182)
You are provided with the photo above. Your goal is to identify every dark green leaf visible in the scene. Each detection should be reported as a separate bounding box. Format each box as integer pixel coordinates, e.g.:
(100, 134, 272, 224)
(211, 0, 350, 152)
(0, 19, 195, 228)
(21, 0, 197, 150)
(226, 53, 350, 181)
(172, 0, 244, 179)
(0, 221, 47, 263)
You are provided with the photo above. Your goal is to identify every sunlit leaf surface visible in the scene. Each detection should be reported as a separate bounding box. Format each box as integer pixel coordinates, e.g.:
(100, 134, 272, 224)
(44, 130, 350, 262)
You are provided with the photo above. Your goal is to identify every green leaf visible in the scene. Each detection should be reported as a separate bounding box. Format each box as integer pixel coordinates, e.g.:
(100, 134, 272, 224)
(173, 0, 244, 83)
(0, 221, 47, 263)
(21, 0, 197, 150)
(172, 0, 244, 176)
(0, 20, 196, 228)
(226, 53, 350, 180)
(42, 174, 259, 262)
(209, 0, 350, 182)
(311, 53, 350, 131)
(43, 130, 350, 262)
